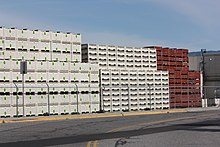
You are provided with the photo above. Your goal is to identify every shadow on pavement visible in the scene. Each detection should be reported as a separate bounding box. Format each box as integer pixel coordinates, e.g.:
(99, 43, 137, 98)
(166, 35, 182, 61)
(1, 118, 220, 147)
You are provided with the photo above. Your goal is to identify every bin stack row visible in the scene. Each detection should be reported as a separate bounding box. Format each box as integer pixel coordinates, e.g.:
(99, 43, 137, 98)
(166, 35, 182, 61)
(151, 46, 201, 108)
(100, 70, 169, 112)
(82, 44, 169, 112)
(82, 44, 157, 70)
(0, 27, 100, 117)
(0, 27, 81, 62)
(0, 61, 100, 117)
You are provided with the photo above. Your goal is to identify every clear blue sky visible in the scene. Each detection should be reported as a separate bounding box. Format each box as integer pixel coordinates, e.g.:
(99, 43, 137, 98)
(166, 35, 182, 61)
(0, 0, 219, 51)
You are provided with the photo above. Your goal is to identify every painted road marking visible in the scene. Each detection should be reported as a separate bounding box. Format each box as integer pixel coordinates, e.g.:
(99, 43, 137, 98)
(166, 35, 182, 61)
(86, 140, 97, 147)
(1, 109, 187, 124)
(91, 113, 218, 147)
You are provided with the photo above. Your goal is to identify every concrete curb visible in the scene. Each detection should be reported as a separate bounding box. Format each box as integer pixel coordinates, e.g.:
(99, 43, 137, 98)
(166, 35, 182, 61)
(0, 109, 189, 124)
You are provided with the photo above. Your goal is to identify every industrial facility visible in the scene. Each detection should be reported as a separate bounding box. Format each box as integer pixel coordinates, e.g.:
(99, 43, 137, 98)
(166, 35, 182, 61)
(189, 51, 220, 106)
(0, 27, 207, 118)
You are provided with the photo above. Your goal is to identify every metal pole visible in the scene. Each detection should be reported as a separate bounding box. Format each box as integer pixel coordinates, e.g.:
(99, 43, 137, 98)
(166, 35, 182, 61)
(101, 85, 105, 112)
(188, 86, 189, 108)
(149, 84, 152, 110)
(127, 84, 130, 111)
(73, 82, 79, 114)
(22, 74, 25, 117)
(45, 82, 50, 115)
(200, 49, 206, 107)
(13, 82, 19, 117)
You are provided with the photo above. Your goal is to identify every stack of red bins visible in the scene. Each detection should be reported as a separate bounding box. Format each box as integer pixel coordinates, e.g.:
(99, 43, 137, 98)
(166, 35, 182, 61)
(152, 46, 201, 108)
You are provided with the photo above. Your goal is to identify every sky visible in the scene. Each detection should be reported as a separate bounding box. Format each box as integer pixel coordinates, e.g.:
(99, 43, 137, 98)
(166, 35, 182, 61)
(0, 0, 219, 51)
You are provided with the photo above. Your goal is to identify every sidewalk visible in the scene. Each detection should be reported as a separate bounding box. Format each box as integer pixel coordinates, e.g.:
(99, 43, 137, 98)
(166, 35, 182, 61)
(1, 107, 219, 124)
(185, 106, 220, 112)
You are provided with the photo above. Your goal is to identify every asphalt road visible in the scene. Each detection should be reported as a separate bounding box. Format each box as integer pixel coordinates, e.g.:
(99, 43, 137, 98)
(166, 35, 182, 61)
(0, 110, 220, 147)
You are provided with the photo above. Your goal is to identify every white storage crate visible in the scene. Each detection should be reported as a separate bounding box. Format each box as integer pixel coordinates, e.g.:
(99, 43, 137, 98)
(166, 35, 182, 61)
(37, 51, 51, 61)
(10, 50, 26, 60)
(29, 30, 40, 40)
(27, 60, 36, 71)
(63, 33, 72, 42)
(0, 59, 11, 71)
(0, 94, 11, 109)
(91, 103, 99, 112)
(89, 73, 99, 83)
(80, 104, 90, 113)
(25, 72, 36, 82)
(51, 42, 62, 52)
(50, 93, 60, 104)
(36, 61, 48, 72)
(61, 52, 71, 62)
(36, 95, 48, 115)
(72, 54, 81, 62)
(60, 93, 70, 103)
(35, 72, 48, 82)
(51, 32, 62, 41)
(48, 61, 58, 71)
(72, 34, 81, 43)
(59, 73, 69, 82)
(11, 72, 22, 82)
(48, 73, 59, 82)
(17, 29, 30, 39)
(69, 104, 78, 114)
(24, 94, 36, 105)
(91, 93, 99, 102)
(59, 104, 69, 114)
(35, 85, 48, 94)
(40, 30, 51, 41)
(40, 42, 50, 52)
(59, 61, 69, 72)
(10, 105, 24, 117)
(25, 106, 36, 116)
(17, 41, 28, 50)
(5, 40, 16, 49)
(51, 52, 62, 61)
(62, 43, 71, 52)
(0, 49, 5, 60)
(0, 27, 4, 38)
(72, 44, 81, 53)
(26, 51, 36, 61)
(79, 93, 90, 103)
(89, 63, 99, 72)
(4, 28, 17, 38)
(0, 71, 11, 82)
(69, 92, 78, 103)
(0, 106, 12, 117)
(50, 104, 59, 115)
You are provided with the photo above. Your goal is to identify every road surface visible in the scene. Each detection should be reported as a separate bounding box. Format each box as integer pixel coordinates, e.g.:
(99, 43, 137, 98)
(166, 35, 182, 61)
(0, 110, 220, 147)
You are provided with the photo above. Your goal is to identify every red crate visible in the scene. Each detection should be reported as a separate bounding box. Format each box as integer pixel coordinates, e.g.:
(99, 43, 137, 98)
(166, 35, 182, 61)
(163, 57, 169, 61)
(182, 62, 188, 66)
(175, 61, 182, 66)
(157, 61, 163, 65)
(176, 57, 184, 62)
(169, 69, 175, 73)
(181, 75, 188, 78)
(183, 57, 188, 62)
(182, 67, 189, 71)
(169, 57, 176, 61)
(181, 79, 188, 83)
(169, 74, 175, 79)
(157, 56, 163, 61)
(162, 61, 169, 65)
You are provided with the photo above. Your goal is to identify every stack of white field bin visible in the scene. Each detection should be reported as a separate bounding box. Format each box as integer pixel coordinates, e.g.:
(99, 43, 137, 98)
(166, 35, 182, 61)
(0, 27, 99, 117)
(82, 44, 169, 112)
